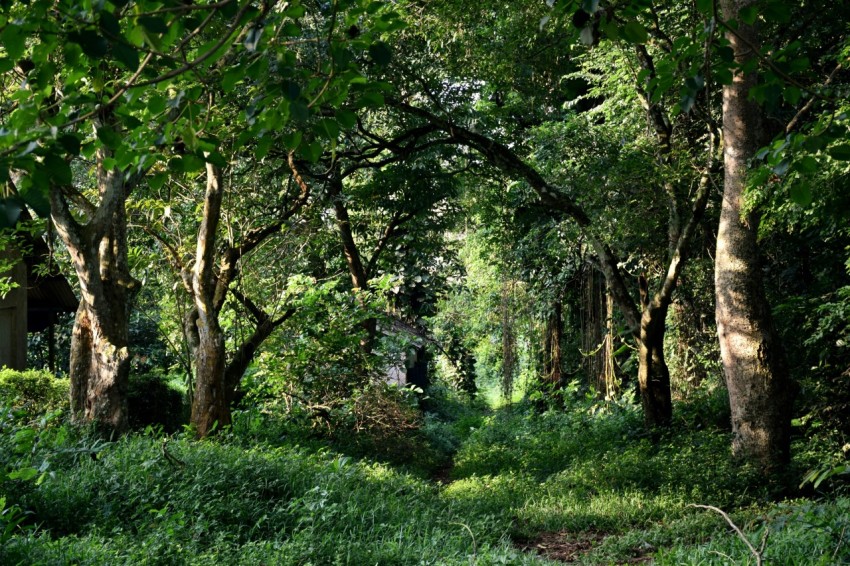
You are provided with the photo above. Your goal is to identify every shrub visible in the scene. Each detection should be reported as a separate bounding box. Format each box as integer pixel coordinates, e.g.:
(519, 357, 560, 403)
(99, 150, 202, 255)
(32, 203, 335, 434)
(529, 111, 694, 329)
(0, 369, 68, 420)
(126, 373, 186, 433)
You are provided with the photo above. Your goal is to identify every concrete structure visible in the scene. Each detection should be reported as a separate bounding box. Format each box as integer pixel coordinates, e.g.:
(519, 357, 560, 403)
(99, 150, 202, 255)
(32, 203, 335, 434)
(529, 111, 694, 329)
(0, 247, 28, 370)
(1, 226, 77, 371)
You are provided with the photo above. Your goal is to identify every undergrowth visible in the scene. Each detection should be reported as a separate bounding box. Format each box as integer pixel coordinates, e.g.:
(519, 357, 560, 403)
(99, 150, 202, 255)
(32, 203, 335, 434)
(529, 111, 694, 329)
(1, 377, 848, 564)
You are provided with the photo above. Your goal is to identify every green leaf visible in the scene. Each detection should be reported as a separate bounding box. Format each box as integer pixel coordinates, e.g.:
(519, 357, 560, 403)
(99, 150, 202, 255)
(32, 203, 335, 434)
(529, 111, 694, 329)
(284, 131, 302, 151)
(695, 0, 712, 15)
(147, 172, 167, 191)
(1, 24, 25, 61)
(788, 57, 810, 73)
(44, 152, 72, 186)
(828, 144, 850, 161)
(368, 41, 392, 66)
(290, 101, 310, 122)
(762, 2, 791, 23)
(356, 91, 384, 109)
(286, 4, 307, 18)
(221, 67, 244, 93)
(96, 127, 122, 149)
(8, 467, 38, 482)
(336, 109, 357, 130)
(803, 136, 827, 152)
(794, 156, 819, 174)
(281, 79, 302, 101)
(181, 154, 205, 172)
(316, 118, 339, 141)
(738, 5, 758, 25)
(789, 182, 812, 206)
(19, 173, 51, 217)
(783, 85, 801, 105)
(600, 20, 620, 40)
(138, 16, 168, 34)
(204, 151, 228, 168)
(300, 141, 322, 163)
(99, 10, 121, 37)
(112, 42, 140, 70)
(57, 134, 81, 156)
(69, 31, 109, 59)
(167, 157, 185, 173)
(255, 136, 274, 160)
(621, 21, 648, 44)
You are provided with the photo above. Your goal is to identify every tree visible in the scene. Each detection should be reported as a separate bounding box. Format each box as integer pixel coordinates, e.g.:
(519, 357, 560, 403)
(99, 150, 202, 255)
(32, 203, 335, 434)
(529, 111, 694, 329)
(0, 0, 399, 436)
(714, 0, 793, 468)
(0, 0, 266, 433)
(388, 0, 727, 426)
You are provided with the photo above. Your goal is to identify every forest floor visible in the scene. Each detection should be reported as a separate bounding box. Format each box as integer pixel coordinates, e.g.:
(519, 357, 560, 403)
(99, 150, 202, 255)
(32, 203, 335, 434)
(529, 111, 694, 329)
(2, 383, 850, 564)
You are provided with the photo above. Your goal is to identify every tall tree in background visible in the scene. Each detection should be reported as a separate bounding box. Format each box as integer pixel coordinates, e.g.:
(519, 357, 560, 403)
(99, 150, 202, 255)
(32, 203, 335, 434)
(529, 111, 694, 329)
(715, 0, 792, 468)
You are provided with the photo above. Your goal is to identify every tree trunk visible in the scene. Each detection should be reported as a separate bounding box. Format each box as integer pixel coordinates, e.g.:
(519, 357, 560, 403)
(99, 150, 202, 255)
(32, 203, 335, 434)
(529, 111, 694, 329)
(190, 163, 231, 437)
(50, 152, 138, 437)
(192, 311, 230, 435)
(543, 298, 563, 386)
(637, 301, 673, 427)
(328, 175, 377, 350)
(602, 283, 618, 398)
(715, 0, 792, 469)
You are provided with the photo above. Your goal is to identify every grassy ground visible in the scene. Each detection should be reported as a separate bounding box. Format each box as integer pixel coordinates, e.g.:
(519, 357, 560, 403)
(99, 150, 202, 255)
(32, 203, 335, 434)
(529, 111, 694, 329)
(2, 381, 849, 565)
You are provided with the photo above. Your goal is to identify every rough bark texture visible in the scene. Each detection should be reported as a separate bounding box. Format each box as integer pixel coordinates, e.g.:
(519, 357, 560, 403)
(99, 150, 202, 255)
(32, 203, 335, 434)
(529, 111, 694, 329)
(190, 163, 231, 437)
(51, 152, 138, 436)
(715, 0, 792, 469)
(175, 154, 308, 437)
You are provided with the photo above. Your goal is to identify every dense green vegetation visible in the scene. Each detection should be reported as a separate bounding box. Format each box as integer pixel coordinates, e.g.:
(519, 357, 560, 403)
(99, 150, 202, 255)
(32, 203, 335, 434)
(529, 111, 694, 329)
(2, 374, 849, 564)
(2, 0, 850, 562)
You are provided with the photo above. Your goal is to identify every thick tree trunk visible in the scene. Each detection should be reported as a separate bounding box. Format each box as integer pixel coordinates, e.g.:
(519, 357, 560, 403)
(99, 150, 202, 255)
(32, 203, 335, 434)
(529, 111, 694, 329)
(69, 294, 133, 435)
(192, 312, 230, 435)
(50, 152, 137, 436)
(716, 0, 792, 469)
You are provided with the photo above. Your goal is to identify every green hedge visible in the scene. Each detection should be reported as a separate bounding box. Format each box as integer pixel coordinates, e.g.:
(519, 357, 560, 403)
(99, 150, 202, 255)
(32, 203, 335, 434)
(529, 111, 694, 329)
(0, 368, 69, 418)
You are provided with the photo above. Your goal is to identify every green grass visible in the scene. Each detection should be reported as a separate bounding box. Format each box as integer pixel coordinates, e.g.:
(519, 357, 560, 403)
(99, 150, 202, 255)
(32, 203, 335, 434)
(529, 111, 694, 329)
(2, 382, 849, 565)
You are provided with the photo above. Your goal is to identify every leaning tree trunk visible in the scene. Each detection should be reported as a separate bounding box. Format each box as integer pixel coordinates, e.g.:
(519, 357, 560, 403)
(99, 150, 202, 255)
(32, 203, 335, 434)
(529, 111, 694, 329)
(50, 158, 138, 436)
(715, 0, 792, 469)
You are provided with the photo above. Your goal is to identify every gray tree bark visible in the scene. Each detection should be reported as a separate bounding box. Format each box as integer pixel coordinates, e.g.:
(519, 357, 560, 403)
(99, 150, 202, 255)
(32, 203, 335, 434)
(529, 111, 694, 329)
(50, 148, 139, 436)
(715, 0, 793, 469)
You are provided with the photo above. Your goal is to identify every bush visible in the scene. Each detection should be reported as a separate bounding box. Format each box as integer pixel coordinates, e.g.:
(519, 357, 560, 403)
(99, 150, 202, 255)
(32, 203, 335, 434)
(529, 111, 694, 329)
(0, 369, 68, 420)
(126, 373, 186, 433)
